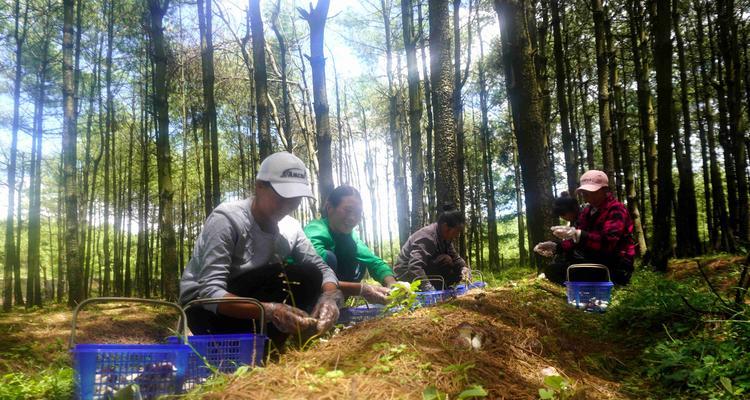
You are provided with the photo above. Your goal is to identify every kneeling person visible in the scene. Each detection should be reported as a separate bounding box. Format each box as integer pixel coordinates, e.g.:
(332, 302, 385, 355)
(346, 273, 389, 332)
(179, 152, 342, 344)
(304, 185, 397, 304)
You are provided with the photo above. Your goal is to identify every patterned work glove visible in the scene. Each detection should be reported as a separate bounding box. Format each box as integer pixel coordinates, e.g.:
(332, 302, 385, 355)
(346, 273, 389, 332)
(359, 283, 390, 304)
(533, 241, 558, 258)
(262, 302, 317, 334)
(311, 289, 344, 333)
(461, 267, 472, 282)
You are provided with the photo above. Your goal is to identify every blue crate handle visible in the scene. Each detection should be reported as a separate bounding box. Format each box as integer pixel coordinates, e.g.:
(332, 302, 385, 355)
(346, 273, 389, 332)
(182, 297, 266, 336)
(69, 297, 188, 349)
(424, 275, 446, 290)
(566, 264, 611, 282)
(465, 269, 484, 286)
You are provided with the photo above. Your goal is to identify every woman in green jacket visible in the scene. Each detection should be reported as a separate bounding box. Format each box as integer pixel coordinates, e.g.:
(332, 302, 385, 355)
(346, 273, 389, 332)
(304, 185, 397, 304)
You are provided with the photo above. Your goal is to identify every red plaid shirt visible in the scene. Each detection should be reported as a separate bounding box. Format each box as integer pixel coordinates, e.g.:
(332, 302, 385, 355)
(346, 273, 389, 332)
(561, 192, 635, 265)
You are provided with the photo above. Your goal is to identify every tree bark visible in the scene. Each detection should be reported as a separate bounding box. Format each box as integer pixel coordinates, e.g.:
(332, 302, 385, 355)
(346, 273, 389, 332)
(650, 0, 675, 272)
(418, 1, 436, 222)
(551, 0, 576, 194)
(197, 0, 220, 210)
(494, 0, 555, 269)
(672, 1, 701, 256)
(591, 0, 614, 178)
(250, 0, 273, 159)
(300, 0, 334, 204)
(63, 0, 83, 306)
(430, 0, 461, 211)
(271, 0, 293, 152)
(402, 0, 425, 232)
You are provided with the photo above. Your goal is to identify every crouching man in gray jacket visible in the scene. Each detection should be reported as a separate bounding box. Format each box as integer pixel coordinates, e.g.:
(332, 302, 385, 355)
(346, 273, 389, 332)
(180, 152, 342, 346)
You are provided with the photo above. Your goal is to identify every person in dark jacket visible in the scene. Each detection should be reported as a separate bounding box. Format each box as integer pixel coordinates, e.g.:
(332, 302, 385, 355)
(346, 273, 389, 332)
(303, 185, 397, 304)
(393, 206, 469, 291)
(534, 170, 636, 285)
(553, 192, 580, 225)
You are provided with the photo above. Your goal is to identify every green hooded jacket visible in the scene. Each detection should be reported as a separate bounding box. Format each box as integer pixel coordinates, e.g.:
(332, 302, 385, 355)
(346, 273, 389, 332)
(303, 218, 394, 284)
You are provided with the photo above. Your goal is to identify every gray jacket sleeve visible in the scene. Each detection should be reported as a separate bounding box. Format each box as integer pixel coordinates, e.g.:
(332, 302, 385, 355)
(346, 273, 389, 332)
(402, 237, 438, 288)
(446, 241, 467, 270)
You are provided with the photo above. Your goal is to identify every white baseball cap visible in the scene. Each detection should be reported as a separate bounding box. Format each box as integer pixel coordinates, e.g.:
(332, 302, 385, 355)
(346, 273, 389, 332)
(256, 152, 314, 198)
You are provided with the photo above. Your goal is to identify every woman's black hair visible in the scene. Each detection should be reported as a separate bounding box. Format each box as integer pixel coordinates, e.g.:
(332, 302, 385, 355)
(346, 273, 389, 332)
(437, 203, 465, 228)
(553, 192, 579, 217)
(322, 185, 362, 217)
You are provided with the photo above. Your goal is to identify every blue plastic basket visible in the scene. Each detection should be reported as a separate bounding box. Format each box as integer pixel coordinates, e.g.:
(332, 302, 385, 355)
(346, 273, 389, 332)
(565, 281, 613, 312)
(73, 343, 191, 400)
(338, 304, 388, 325)
(416, 289, 455, 306)
(167, 333, 267, 389)
(69, 298, 193, 400)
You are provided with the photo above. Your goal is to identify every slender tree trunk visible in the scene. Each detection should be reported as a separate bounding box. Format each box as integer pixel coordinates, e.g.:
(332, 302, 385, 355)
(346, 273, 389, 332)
(430, 0, 460, 211)
(512, 126, 527, 267)
(494, 0, 555, 269)
(15, 156, 25, 306)
(551, 0, 576, 194)
(250, 0, 273, 159)
(402, 0, 425, 232)
(418, 1, 436, 222)
(672, 1, 701, 256)
(453, 0, 470, 227)
(628, 0, 658, 219)
(301, 0, 334, 203)
(380, 0, 410, 244)
(63, 0, 83, 306)
(576, 48, 595, 170)
(694, 0, 734, 251)
(102, 0, 114, 296)
(591, 0, 614, 178)
(650, 0, 675, 271)
(271, 0, 292, 152)
(197, 0, 220, 210)
(477, 20, 499, 269)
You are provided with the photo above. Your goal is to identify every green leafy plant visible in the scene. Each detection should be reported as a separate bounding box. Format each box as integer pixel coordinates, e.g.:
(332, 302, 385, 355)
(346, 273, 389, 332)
(422, 384, 487, 400)
(538, 375, 574, 400)
(385, 280, 421, 313)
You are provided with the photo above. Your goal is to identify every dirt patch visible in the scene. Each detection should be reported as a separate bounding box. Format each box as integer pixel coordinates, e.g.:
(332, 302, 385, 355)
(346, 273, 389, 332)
(203, 281, 634, 399)
(0, 302, 181, 375)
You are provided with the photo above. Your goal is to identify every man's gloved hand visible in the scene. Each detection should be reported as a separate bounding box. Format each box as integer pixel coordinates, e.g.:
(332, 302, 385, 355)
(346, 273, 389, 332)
(461, 267, 472, 282)
(360, 283, 390, 304)
(311, 289, 343, 333)
(551, 226, 581, 242)
(435, 254, 453, 269)
(533, 241, 558, 258)
(262, 302, 317, 334)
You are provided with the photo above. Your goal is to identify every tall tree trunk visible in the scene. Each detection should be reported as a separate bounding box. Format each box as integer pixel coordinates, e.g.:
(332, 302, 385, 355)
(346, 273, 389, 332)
(628, 0, 658, 220)
(402, 0, 425, 232)
(197, 0, 220, 210)
(494, 0, 555, 269)
(271, 0, 292, 152)
(671, 1, 701, 256)
(148, 0, 178, 301)
(453, 0, 470, 227)
(418, 0, 436, 222)
(250, 0, 273, 159)
(576, 48, 595, 170)
(4, 0, 28, 311)
(716, 0, 748, 241)
(300, 0, 334, 204)
(27, 13, 51, 306)
(430, 0, 460, 211)
(380, 0, 410, 245)
(650, 0, 675, 272)
(15, 156, 25, 306)
(591, 0, 614, 178)
(102, 0, 114, 296)
(63, 0, 83, 306)
(477, 20, 499, 269)
(616, 48, 647, 256)
(694, 0, 734, 251)
(551, 0, 576, 194)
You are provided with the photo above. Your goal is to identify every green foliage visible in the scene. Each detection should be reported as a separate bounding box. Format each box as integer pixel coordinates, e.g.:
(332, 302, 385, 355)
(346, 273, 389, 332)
(605, 271, 713, 335)
(0, 367, 74, 400)
(641, 325, 750, 399)
(422, 384, 488, 400)
(385, 280, 421, 312)
(538, 375, 574, 400)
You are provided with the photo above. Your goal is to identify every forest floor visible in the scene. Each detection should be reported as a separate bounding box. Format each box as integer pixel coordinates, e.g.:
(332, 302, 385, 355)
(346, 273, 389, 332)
(0, 255, 746, 399)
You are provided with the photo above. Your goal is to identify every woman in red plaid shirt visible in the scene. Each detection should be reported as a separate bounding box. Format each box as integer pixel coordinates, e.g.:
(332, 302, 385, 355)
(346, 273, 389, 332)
(534, 170, 636, 285)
